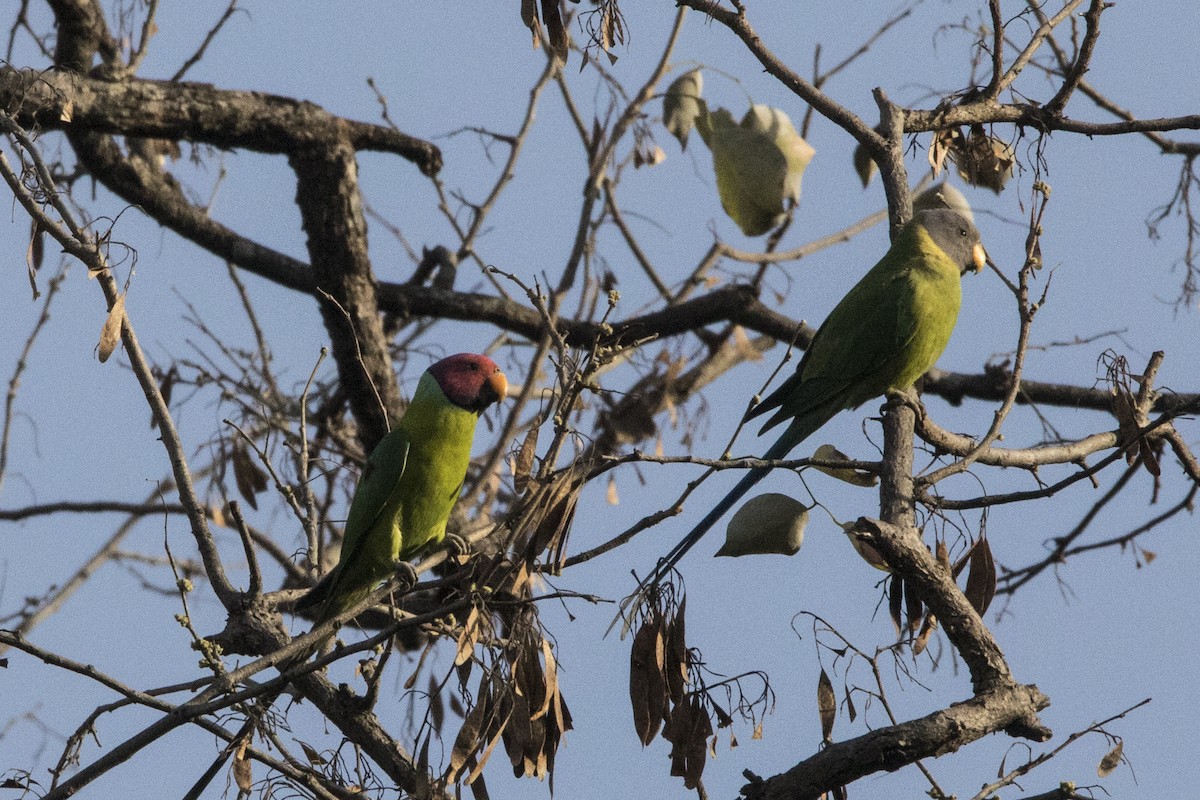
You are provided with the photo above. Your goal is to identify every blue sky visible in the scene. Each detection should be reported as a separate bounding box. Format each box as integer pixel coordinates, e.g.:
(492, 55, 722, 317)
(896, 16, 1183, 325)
(2, 2, 1198, 798)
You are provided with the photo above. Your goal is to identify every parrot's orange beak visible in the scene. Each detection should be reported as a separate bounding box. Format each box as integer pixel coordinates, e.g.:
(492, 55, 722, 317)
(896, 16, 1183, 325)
(970, 242, 989, 274)
(488, 370, 509, 404)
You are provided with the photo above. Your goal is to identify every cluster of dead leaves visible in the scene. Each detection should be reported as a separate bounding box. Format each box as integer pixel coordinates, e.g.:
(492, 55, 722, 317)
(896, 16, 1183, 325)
(521, 0, 625, 67)
(509, 425, 586, 572)
(1106, 351, 1165, 479)
(929, 123, 1015, 194)
(889, 537, 997, 655)
(628, 597, 728, 789)
(443, 595, 572, 791)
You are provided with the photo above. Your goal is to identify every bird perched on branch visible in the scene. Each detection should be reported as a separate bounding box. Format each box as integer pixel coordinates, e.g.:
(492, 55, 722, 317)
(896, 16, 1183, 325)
(632, 208, 988, 595)
(295, 352, 507, 631)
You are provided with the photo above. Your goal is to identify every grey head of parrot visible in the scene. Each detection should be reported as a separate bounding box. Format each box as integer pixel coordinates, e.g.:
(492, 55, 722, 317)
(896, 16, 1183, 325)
(913, 207, 989, 274)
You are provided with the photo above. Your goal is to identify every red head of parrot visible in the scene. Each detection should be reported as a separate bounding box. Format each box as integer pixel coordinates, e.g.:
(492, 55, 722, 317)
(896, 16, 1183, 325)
(428, 353, 508, 413)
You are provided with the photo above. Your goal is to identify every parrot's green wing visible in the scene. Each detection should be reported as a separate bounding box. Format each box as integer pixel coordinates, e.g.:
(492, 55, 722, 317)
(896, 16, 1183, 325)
(294, 429, 411, 618)
(752, 221, 964, 436)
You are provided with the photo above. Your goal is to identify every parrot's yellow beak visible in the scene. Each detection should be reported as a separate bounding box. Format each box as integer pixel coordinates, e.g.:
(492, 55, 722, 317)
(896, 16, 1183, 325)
(970, 242, 989, 274)
(488, 370, 509, 404)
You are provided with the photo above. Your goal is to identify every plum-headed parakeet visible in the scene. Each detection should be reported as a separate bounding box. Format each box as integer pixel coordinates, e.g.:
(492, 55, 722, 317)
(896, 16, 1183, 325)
(295, 353, 507, 625)
(637, 208, 988, 590)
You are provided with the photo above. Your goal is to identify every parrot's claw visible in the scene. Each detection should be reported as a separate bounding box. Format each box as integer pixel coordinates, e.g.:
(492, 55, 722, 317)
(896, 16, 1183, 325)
(393, 560, 420, 593)
(444, 533, 472, 563)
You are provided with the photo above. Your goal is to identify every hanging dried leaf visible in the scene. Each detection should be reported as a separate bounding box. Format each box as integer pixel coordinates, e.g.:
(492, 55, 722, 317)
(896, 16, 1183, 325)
(663, 69, 704, 150)
(928, 127, 962, 177)
(299, 741, 326, 766)
(629, 614, 669, 745)
(888, 573, 904, 637)
(513, 420, 540, 495)
(853, 140, 876, 188)
(817, 668, 836, 743)
(844, 684, 857, 724)
(595, 2, 625, 64)
(904, 576, 923, 634)
(935, 540, 951, 573)
(665, 695, 712, 789)
(954, 125, 1014, 193)
(664, 598, 689, 705)
(26, 217, 44, 300)
(844, 523, 891, 572)
(516, 469, 585, 571)
(850, 123, 886, 188)
(448, 678, 491, 781)
(1097, 740, 1124, 777)
(96, 292, 126, 363)
(231, 440, 268, 511)
(539, 0, 570, 65)
(1111, 385, 1142, 465)
(151, 366, 178, 430)
(606, 474, 619, 505)
(811, 444, 878, 487)
(232, 737, 252, 793)
(913, 610, 938, 655)
(455, 606, 482, 666)
(429, 674, 446, 733)
(963, 538, 997, 616)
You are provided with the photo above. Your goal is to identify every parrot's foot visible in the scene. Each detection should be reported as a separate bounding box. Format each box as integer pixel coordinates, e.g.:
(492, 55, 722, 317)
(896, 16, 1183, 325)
(884, 389, 926, 422)
(393, 560, 420, 594)
(444, 532, 472, 563)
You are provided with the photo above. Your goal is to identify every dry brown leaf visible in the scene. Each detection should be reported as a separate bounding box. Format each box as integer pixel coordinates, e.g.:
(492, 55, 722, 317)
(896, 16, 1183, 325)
(1111, 386, 1141, 465)
(936, 540, 951, 573)
(455, 607, 481, 666)
(97, 292, 126, 363)
(539, 0, 569, 65)
(913, 610, 938, 655)
(232, 737, 252, 793)
(447, 679, 490, 781)
(429, 673, 445, 733)
(629, 614, 668, 745)
(888, 573, 904, 638)
(928, 127, 962, 177)
(513, 421, 540, 495)
(531, 636, 559, 721)
(606, 474, 619, 505)
(151, 367, 177, 430)
(817, 668, 836, 743)
(664, 599, 688, 705)
(27, 217, 44, 273)
(963, 537, 997, 616)
(954, 125, 1014, 193)
(1098, 740, 1124, 777)
(299, 741, 326, 766)
(231, 440, 267, 511)
(844, 685, 857, 724)
(905, 576, 923, 634)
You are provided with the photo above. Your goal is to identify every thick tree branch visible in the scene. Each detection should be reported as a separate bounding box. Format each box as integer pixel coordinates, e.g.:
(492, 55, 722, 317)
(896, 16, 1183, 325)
(0, 67, 441, 172)
(290, 139, 401, 449)
(743, 682, 1049, 800)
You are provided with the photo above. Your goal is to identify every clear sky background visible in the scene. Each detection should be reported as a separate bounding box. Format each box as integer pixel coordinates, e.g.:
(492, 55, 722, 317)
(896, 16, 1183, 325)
(2, 2, 1198, 798)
